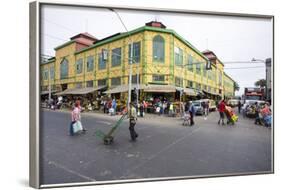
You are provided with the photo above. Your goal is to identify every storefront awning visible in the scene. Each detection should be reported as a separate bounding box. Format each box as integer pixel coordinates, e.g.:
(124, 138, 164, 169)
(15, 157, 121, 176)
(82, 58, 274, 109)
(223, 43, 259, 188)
(202, 89, 221, 96)
(184, 88, 198, 96)
(144, 84, 176, 93)
(104, 84, 146, 94)
(56, 85, 107, 95)
(175, 87, 198, 96)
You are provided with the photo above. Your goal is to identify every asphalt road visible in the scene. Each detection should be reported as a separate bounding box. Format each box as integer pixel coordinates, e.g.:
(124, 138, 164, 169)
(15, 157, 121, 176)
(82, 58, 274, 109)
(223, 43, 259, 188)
(40, 109, 272, 185)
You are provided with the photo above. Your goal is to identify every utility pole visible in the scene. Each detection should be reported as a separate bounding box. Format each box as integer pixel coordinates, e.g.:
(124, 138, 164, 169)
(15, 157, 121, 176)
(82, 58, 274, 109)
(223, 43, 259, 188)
(252, 57, 271, 101)
(110, 8, 134, 111)
(128, 43, 133, 108)
(48, 67, 51, 103)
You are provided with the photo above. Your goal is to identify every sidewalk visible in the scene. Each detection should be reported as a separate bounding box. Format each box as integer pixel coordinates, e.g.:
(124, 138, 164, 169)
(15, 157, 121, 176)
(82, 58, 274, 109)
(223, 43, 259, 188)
(41, 107, 184, 122)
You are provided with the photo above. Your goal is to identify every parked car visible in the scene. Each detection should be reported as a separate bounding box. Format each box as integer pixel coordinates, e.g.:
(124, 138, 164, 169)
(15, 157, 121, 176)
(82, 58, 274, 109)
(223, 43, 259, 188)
(191, 99, 215, 115)
(192, 100, 204, 115)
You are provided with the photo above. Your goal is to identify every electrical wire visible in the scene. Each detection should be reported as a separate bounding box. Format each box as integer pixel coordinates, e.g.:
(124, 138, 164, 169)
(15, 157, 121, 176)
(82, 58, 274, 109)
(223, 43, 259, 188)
(224, 66, 265, 69)
(223, 61, 265, 64)
(43, 18, 80, 34)
(42, 33, 68, 42)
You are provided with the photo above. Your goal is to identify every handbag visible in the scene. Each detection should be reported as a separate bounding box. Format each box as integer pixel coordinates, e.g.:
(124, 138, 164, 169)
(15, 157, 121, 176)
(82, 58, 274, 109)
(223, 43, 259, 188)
(72, 121, 83, 133)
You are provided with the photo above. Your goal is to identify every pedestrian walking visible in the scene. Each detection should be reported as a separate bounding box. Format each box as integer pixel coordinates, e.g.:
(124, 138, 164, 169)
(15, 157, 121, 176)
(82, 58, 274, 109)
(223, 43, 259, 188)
(238, 100, 242, 114)
(70, 100, 86, 136)
(140, 102, 144, 117)
(129, 102, 138, 141)
(163, 101, 167, 114)
(202, 101, 207, 120)
(189, 102, 195, 126)
(103, 100, 107, 114)
(218, 99, 226, 125)
(143, 100, 148, 113)
(167, 101, 170, 113)
(76, 100, 87, 131)
(253, 102, 261, 125)
(112, 98, 117, 115)
(206, 100, 210, 116)
(159, 101, 164, 115)
(169, 102, 174, 117)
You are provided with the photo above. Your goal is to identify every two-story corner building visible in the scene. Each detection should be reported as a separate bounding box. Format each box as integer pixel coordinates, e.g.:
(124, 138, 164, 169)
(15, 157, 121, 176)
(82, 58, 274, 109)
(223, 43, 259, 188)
(40, 21, 236, 103)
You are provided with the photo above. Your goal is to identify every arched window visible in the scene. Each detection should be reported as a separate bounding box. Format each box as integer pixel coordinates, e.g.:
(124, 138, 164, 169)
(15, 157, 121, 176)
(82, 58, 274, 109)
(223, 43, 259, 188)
(153, 35, 165, 62)
(60, 58, 69, 79)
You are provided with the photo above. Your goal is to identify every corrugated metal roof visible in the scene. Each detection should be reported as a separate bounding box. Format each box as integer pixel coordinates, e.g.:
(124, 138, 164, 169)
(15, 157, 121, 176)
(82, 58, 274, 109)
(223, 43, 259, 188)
(55, 85, 106, 95)
(144, 84, 176, 93)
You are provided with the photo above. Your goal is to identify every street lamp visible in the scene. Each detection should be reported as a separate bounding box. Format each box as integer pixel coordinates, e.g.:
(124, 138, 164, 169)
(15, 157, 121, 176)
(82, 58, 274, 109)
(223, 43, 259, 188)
(251, 58, 265, 63)
(48, 67, 51, 103)
(252, 57, 271, 101)
(109, 9, 134, 112)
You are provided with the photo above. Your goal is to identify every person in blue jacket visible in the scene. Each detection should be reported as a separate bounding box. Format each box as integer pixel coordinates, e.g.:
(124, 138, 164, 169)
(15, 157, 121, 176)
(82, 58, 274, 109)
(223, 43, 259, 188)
(112, 98, 117, 115)
(189, 102, 195, 126)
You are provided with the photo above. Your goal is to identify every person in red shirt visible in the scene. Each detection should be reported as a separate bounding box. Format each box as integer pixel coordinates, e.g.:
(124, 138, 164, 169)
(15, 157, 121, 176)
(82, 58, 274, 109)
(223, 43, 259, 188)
(218, 99, 226, 125)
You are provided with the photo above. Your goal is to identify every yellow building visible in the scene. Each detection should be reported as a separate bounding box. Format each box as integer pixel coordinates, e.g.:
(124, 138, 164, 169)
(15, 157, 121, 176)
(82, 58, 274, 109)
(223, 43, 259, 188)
(41, 21, 236, 103)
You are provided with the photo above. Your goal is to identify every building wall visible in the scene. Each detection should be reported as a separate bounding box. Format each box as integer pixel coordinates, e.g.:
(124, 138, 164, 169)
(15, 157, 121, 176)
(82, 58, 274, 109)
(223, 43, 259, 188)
(145, 31, 172, 84)
(41, 61, 55, 91)
(55, 42, 77, 89)
(223, 73, 235, 98)
(40, 27, 236, 99)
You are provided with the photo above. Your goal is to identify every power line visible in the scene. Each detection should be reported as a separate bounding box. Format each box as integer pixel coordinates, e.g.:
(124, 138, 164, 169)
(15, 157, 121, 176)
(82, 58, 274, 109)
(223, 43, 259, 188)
(223, 61, 265, 64)
(224, 66, 265, 70)
(43, 18, 80, 34)
(42, 33, 68, 42)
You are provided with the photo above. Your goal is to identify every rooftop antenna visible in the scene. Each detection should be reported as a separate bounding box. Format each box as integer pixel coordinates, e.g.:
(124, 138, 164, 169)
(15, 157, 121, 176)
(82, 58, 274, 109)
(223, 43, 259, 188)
(154, 14, 160, 22)
(85, 18, 88, 32)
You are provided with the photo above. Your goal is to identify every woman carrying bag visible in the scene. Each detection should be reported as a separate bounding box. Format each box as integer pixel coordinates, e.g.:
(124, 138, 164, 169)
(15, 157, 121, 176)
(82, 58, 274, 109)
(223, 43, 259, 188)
(70, 100, 86, 136)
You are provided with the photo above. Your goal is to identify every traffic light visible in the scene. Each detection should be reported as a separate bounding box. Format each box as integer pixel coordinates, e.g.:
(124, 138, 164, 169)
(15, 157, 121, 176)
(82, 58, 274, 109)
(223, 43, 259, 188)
(132, 87, 137, 102)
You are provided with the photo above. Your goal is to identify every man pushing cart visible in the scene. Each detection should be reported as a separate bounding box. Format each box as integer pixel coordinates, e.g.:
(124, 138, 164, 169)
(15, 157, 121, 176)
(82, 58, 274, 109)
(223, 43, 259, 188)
(94, 103, 139, 145)
(224, 105, 238, 125)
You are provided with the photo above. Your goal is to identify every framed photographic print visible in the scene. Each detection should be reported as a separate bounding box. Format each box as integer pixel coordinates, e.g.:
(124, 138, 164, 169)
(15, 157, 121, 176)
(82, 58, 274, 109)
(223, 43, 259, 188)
(29, 1, 274, 188)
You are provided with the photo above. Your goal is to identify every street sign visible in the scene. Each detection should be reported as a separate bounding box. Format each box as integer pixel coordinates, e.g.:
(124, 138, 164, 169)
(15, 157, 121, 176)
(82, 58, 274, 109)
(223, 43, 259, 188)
(206, 60, 212, 70)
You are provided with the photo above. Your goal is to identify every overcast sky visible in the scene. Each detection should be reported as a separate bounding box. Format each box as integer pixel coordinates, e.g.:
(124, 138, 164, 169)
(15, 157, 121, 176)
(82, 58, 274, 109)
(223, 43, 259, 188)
(41, 5, 273, 95)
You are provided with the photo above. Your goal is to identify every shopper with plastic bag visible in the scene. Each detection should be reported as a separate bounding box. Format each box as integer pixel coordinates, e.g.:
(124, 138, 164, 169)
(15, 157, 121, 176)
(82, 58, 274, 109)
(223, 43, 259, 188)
(69, 100, 86, 136)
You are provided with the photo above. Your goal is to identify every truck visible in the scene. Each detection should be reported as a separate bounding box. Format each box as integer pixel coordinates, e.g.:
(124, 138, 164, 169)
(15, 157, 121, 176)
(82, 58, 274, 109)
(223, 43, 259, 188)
(244, 87, 265, 101)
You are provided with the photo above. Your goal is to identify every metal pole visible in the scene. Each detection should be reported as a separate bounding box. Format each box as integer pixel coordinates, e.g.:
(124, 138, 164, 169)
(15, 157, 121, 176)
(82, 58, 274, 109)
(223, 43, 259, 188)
(136, 60, 139, 109)
(110, 8, 134, 112)
(128, 43, 133, 109)
(180, 64, 184, 115)
(48, 67, 51, 102)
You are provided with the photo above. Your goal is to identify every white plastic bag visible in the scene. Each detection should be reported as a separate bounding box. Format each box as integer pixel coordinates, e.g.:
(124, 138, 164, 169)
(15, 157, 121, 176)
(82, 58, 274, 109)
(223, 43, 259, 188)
(156, 107, 160, 113)
(73, 121, 83, 133)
